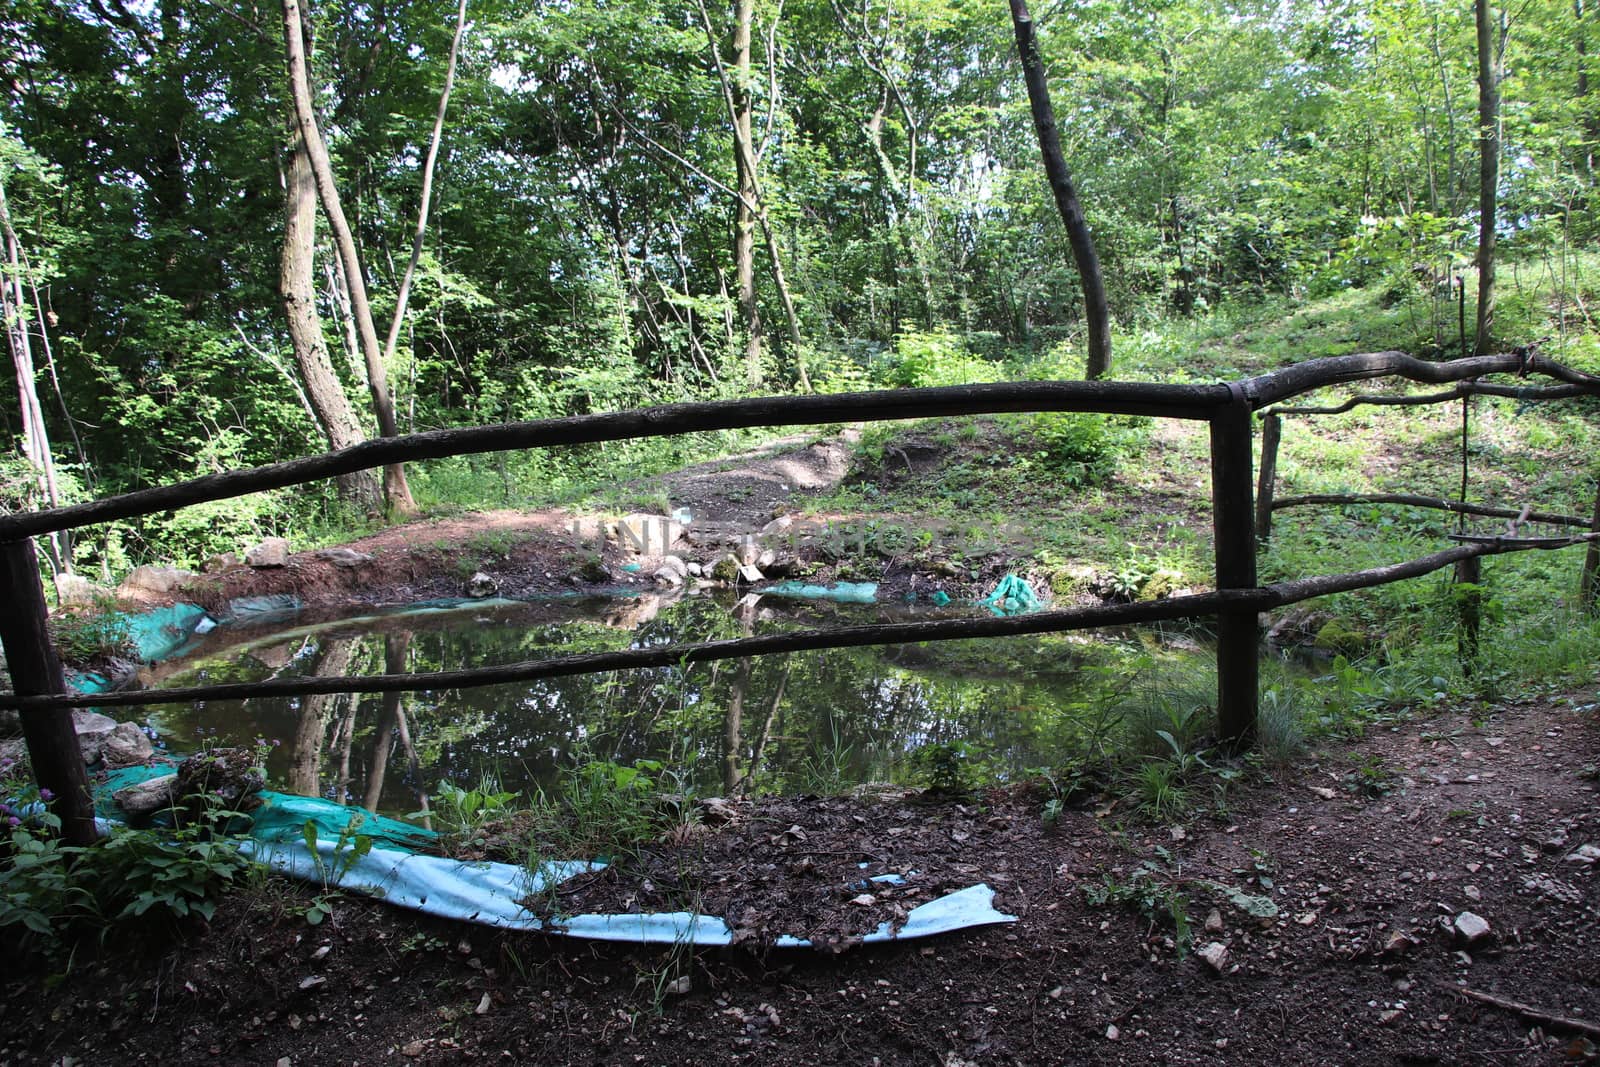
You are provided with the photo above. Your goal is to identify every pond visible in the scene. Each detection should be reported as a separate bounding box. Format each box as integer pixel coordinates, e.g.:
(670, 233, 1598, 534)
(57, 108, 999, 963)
(126, 590, 1228, 818)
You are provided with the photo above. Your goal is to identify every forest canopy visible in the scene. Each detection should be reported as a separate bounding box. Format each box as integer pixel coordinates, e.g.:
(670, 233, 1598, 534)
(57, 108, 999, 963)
(1, 0, 1596, 564)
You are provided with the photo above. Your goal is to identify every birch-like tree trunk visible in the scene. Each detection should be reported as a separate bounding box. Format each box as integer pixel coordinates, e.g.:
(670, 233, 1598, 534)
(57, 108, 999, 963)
(731, 0, 763, 389)
(281, 0, 418, 516)
(0, 177, 69, 574)
(281, 122, 382, 512)
(1474, 0, 1501, 356)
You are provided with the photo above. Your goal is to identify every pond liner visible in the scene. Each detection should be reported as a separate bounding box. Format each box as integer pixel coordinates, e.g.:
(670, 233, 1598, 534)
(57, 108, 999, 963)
(758, 580, 879, 604)
(91, 764, 1015, 945)
(66, 603, 215, 694)
(243, 836, 1015, 945)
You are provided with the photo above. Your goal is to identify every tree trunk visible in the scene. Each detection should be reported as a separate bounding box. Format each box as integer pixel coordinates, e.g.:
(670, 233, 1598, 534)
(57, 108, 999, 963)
(723, 656, 750, 793)
(1008, 0, 1112, 379)
(0, 179, 69, 575)
(281, 122, 383, 512)
(1474, 0, 1501, 356)
(1578, 0, 1598, 180)
(731, 0, 763, 389)
(757, 216, 810, 391)
(281, 0, 417, 516)
(287, 636, 358, 798)
(380, 0, 469, 380)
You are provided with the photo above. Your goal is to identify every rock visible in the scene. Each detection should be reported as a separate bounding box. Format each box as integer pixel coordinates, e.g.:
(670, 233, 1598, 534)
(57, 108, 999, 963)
(1308, 785, 1337, 800)
(1265, 607, 1331, 647)
(762, 556, 800, 579)
(757, 548, 776, 570)
(654, 555, 689, 585)
(55, 573, 109, 608)
(664, 975, 692, 996)
(316, 548, 373, 568)
(202, 552, 240, 573)
(175, 747, 265, 821)
(567, 515, 607, 545)
(1382, 930, 1420, 955)
(1104, 1024, 1121, 1041)
(244, 538, 291, 568)
(1203, 908, 1224, 934)
(1197, 941, 1230, 973)
(73, 709, 119, 764)
(1566, 844, 1600, 865)
(1523, 874, 1582, 904)
(612, 514, 684, 556)
(117, 564, 194, 598)
(102, 721, 154, 768)
(760, 515, 794, 538)
(602, 595, 661, 630)
(710, 555, 742, 583)
(737, 538, 762, 567)
(686, 561, 703, 578)
(1453, 911, 1491, 943)
(1377, 1008, 1404, 1025)
(113, 773, 177, 819)
(1462, 884, 1480, 902)
(465, 571, 498, 598)
(696, 796, 739, 825)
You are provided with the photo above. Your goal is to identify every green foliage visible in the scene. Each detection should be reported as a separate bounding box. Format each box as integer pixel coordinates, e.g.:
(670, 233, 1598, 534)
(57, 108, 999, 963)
(0, 782, 254, 959)
(1083, 861, 1191, 955)
(298, 814, 375, 926)
(882, 330, 996, 388)
(553, 759, 685, 859)
(48, 607, 134, 667)
(910, 740, 987, 795)
(430, 778, 521, 839)
(1345, 755, 1396, 799)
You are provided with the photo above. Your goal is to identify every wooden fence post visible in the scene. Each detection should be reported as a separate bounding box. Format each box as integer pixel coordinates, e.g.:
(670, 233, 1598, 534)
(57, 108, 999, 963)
(0, 539, 96, 845)
(1211, 398, 1259, 749)
(1254, 413, 1281, 543)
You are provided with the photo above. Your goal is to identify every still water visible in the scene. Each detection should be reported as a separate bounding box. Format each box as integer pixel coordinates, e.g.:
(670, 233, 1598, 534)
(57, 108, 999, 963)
(131, 591, 1215, 815)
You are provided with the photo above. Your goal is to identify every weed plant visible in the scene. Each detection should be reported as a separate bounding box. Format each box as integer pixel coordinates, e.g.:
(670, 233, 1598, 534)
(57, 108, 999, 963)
(0, 776, 257, 962)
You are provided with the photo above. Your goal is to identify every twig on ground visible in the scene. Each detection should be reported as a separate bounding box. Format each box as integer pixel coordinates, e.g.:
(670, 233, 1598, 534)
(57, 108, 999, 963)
(1444, 985, 1600, 1037)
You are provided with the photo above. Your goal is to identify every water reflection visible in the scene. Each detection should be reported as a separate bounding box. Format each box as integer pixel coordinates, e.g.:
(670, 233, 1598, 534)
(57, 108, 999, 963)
(136, 594, 1217, 815)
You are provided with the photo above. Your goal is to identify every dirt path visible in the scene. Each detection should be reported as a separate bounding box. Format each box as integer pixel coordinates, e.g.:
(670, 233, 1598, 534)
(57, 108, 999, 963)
(178, 431, 866, 612)
(6, 696, 1595, 1065)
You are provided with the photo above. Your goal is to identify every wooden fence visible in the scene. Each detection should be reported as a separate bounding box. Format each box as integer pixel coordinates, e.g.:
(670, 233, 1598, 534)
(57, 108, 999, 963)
(4, 349, 1598, 844)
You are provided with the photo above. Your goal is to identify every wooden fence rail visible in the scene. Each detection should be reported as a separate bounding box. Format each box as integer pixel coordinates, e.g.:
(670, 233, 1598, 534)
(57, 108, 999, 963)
(5, 349, 1599, 843)
(4, 536, 1585, 717)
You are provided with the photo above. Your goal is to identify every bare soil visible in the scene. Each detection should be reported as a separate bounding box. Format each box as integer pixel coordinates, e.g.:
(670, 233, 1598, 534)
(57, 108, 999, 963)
(174, 422, 1215, 620)
(4, 696, 1597, 1066)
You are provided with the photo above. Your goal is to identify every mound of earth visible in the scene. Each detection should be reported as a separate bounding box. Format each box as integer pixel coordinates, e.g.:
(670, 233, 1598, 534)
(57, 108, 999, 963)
(173, 429, 1053, 616)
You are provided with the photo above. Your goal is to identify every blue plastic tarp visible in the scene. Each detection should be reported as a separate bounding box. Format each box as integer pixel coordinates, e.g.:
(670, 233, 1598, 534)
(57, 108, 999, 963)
(760, 581, 879, 604)
(245, 836, 1016, 945)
